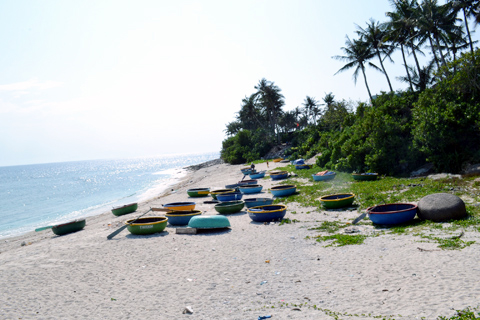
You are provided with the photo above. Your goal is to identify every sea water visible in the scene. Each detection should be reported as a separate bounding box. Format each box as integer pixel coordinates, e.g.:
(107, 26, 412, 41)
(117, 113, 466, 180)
(0, 152, 219, 239)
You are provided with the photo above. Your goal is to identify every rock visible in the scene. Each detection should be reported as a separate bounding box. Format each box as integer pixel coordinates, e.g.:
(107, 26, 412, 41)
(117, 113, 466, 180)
(417, 193, 466, 221)
(411, 163, 434, 177)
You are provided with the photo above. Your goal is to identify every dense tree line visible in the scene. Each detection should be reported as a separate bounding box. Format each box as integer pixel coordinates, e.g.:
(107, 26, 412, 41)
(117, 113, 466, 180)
(221, 0, 480, 173)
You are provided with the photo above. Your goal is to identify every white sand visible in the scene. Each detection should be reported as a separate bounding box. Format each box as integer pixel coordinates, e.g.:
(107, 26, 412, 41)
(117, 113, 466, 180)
(1, 161, 480, 319)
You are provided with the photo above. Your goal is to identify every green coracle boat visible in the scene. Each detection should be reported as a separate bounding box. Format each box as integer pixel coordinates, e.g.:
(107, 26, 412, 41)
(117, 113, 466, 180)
(214, 200, 245, 214)
(111, 203, 138, 216)
(187, 188, 211, 197)
(320, 193, 355, 209)
(125, 216, 168, 235)
(52, 219, 86, 236)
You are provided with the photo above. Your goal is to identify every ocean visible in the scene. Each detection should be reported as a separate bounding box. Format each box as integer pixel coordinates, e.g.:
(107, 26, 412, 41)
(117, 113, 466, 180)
(0, 152, 219, 239)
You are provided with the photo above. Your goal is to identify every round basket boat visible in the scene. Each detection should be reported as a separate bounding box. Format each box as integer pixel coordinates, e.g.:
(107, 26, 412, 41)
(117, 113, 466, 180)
(247, 205, 287, 222)
(295, 164, 312, 170)
(272, 158, 283, 163)
(368, 203, 417, 225)
(125, 217, 168, 235)
(270, 185, 296, 197)
(238, 184, 263, 194)
(237, 179, 258, 186)
(210, 188, 236, 200)
(162, 202, 196, 211)
(188, 215, 231, 229)
(244, 197, 274, 208)
(249, 170, 266, 179)
(112, 203, 138, 216)
(320, 193, 355, 209)
(52, 219, 86, 236)
(240, 167, 254, 175)
(214, 200, 245, 214)
(312, 172, 336, 182)
(165, 210, 202, 226)
(270, 171, 289, 180)
(187, 188, 210, 197)
(352, 173, 378, 181)
(216, 192, 243, 202)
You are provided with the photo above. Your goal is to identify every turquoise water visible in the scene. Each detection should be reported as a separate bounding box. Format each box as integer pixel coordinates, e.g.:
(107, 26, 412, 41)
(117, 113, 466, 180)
(0, 152, 219, 239)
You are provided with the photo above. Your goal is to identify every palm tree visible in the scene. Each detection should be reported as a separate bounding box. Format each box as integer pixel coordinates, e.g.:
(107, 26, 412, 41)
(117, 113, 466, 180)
(356, 18, 395, 92)
(397, 59, 436, 90)
(254, 78, 285, 143)
(237, 94, 267, 131)
(322, 92, 335, 108)
(449, 0, 478, 54)
(333, 36, 381, 101)
(302, 96, 320, 124)
(416, 0, 461, 69)
(386, 0, 425, 79)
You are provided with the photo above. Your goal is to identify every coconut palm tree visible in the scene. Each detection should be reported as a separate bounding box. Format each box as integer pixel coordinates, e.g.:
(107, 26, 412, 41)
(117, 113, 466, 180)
(237, 94, 266, 131)
(254, 78, 285, 143)
(449, 0, 478, 54)
(302, 96, 320, 124)
(386, 0, 425, 79)
(333, 36, 380, 102)
(416, 0, 461, 69)
(397, 59, 436, 91)
(356, 18, 395, 92)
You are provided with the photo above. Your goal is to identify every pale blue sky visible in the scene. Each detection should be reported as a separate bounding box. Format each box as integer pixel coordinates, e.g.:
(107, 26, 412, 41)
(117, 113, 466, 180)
(0, 0, 476, 166)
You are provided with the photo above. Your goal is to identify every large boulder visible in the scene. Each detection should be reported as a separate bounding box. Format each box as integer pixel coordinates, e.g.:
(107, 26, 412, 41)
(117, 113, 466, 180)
(417, 193, 466, 222)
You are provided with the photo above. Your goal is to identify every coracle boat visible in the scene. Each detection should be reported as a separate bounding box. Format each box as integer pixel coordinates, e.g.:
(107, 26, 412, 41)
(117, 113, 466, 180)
(352, 173, 378, 181)
(52, 219, 86, 236)
(247, 205, 287, 222)
(162, 202, 195, 211)
(210, 188, 236, 200)
(272, 158, 283, 163)
(216, 192, 243, 202)
(240, 167, 254, 175)
(188, 215, 231, 229)
(320, 193, 355, 209)
(270, 185, 296, 197)
(295, 164, 312, 170)
(312, 171, 336, 181)
(112, 203, 138, 216)
(125, 217, 168, 235)
(165, 210, 202, 226)
(238, 184, 263, 194)
(187, 188, 210, 197)
(249, 170, 266, 179)
(225, 180, 258, 189)
(270, 171, 289, 180)
(368, 203, 417, 225)
(244, 197, 274, 208)
(214, 200, 245, 214)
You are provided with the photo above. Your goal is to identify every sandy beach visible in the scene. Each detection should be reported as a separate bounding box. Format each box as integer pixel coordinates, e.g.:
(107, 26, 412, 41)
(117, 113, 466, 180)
(1, 160, 479, 320)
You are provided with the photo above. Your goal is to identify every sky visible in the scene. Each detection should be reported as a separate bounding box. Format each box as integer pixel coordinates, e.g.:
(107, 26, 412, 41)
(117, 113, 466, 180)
(0, 0, 478, 167)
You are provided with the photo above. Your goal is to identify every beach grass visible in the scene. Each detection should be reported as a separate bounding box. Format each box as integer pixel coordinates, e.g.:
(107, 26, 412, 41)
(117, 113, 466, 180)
(269, 164, 480, 250)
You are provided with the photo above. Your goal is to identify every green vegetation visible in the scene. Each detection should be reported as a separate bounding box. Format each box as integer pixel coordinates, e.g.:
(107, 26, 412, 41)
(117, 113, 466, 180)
(221, 1, 480, 175)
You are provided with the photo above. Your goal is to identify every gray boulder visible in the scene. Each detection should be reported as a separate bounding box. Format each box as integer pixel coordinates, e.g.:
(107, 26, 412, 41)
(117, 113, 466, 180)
(417, 193, 466, 221)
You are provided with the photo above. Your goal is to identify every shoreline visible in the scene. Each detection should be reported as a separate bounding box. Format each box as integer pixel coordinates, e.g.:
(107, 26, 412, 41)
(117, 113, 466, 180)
(1, 160, 479, 319)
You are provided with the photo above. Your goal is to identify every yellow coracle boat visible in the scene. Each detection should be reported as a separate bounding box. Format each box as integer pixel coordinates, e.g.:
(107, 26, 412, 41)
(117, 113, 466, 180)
(272, 158, 283, 163)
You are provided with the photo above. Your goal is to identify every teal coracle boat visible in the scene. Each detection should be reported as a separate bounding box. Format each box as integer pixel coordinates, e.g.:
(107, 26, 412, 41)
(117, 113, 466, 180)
(52, 219, 86, 236)
(188, 215, 231, 229)
(111, 203, 138, 216)
(312, 171, 336, 181)
(270, 185, 296, 197)
(214, 200, 245, 214)
(270, 171, 289, 180)
(320, 193, 355, 209)
(125, 216, 168, 235)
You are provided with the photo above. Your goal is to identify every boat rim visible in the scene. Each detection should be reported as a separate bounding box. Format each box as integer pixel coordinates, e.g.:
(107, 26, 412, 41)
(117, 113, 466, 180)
(367, 203, 417, 215)
(125, 216, 168, 226)
(320, 193, 355, 202)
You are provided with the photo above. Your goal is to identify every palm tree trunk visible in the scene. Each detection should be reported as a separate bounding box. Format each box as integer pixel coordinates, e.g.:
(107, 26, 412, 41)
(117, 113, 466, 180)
(376, 49, 393, 92)
(409, 41, 423, 77)
(433, 33, 448, 67)
(429, 35, 442, 70)
(401, 44, 414, 91)
(361, 64, 373, 102)
(463, 8, 475, 55)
